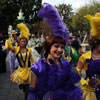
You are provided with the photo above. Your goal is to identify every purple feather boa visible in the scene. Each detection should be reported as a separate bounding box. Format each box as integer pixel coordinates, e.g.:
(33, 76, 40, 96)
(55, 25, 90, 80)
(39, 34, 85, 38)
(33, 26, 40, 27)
(37, 3, 69, 44)
(30, 58, 82, 100)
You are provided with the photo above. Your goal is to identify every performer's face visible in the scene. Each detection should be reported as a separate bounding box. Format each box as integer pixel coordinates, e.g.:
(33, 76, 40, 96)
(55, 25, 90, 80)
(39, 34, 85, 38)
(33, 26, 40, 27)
(19, 38, 27, 48)
(96, 45, 100, 53)
(12, 34, 16, 38)
(49, 43, 64, 59)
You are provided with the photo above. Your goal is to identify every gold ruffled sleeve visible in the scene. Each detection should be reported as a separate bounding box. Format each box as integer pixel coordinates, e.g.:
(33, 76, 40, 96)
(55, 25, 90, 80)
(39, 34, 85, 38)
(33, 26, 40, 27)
(4, 40, 8, 50)
(79, 51, 95, 92)
(8, 37, 14, 51)
(79, 51, 91, 71)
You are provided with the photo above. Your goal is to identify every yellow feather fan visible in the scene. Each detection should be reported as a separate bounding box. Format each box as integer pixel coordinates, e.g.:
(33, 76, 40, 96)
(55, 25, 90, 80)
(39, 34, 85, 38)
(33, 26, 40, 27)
(17, 23, 30, 39)
(84, 12, 100, 36)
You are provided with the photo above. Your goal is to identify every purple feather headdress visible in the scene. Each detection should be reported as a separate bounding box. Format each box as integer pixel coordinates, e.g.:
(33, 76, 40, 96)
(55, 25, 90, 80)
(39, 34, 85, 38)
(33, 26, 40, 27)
(37, 3, 69, 44)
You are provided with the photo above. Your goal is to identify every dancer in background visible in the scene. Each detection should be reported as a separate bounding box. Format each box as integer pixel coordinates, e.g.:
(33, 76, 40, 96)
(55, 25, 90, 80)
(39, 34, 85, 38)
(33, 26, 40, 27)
(27, 34, 41, 62)
(29, 3, 82, 100)
(64, 36, 83, 68)
(5, 30, 19, 73)
(71, 39, 83, 67)
(8, 23, 34, 100)
(76, 12, 100, 100)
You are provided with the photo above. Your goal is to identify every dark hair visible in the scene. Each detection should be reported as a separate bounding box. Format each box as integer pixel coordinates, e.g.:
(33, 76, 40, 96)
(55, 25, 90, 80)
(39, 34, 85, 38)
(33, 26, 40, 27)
(42, 35, 65, 57)
(88, 34, 100, 51)
(71, 40, 81, 51)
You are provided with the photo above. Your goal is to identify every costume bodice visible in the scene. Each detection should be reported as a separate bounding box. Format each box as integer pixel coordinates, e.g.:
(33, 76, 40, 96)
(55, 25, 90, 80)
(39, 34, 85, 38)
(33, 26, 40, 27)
(86, 59, 100, 78)
(16, 49, 31, 68)
(86, 59, 100, 92)
(80, 51, 100, 91)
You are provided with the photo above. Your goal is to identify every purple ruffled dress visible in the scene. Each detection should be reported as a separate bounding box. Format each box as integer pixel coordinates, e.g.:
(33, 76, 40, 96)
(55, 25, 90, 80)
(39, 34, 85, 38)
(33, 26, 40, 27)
(29, 58, 82, 100)
(86, 59, 100, 100)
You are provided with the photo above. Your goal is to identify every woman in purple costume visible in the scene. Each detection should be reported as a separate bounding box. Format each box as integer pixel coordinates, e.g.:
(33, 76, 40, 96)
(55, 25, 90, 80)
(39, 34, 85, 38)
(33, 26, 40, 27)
(29, 3, 82, 100)
(87, 35, 100, 99)
(77, 34, 100, 100)
(76, 13, 100, 100)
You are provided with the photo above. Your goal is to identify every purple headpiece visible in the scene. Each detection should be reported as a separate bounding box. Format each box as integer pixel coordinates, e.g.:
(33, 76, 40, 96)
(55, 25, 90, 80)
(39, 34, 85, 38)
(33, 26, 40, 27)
(37, 3, 69, 44)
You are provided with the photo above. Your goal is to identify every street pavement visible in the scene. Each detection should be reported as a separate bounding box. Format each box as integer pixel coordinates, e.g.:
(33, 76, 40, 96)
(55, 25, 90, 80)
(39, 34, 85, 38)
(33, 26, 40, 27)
(0, 55, 25, 100)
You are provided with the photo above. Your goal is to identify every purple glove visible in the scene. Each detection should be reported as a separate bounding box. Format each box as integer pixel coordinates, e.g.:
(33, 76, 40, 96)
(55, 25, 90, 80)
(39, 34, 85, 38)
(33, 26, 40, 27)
(29, 87, 37, 100)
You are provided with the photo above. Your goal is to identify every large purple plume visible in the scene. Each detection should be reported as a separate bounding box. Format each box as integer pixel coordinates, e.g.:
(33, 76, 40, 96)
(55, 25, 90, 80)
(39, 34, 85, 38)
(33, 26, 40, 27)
(37, 3, 69, 44)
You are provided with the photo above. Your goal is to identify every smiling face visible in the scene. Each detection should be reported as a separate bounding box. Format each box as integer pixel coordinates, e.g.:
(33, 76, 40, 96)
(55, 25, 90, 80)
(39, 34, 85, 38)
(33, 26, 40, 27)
(19, 38, 27, 48)
(43, 35, 65, 60)
(48, 43, 64, 60)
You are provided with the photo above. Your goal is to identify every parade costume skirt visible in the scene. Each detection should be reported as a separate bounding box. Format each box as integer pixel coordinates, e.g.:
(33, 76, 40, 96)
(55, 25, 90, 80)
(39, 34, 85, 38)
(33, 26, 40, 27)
(82, 90, 97, 100)
(10, 66, 31, 84)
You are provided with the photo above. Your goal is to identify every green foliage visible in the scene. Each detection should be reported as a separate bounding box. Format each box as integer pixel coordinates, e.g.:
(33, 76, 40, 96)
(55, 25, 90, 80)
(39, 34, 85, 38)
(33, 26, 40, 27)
(71, 1, 100, 36)
(0, 0, 42, 33)
(0, 0, 6, 14)
(56, 4, 74, 32)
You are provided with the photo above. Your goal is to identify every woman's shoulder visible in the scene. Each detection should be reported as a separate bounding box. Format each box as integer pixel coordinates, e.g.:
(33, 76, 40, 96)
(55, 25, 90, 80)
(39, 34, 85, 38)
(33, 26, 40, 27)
(80, 51, 91, 60)
(31, 58, 46, 72)
(84, 51, 91, 55)
(26, 48, 32, 53)
(33, 58, 46, 64)
(14, 46, 20, 55)
(61, 58, 72, 69)
(61, 58, 71, 65)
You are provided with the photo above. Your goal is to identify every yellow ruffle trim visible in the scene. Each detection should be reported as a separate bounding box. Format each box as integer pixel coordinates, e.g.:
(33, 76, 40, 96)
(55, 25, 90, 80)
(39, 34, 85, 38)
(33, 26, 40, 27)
(82, 90, 97, 100)
(10, 66, 31, 84)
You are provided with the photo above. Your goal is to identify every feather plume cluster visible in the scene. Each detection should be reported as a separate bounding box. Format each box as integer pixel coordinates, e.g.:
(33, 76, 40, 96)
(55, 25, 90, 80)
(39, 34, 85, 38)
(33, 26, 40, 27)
(17, 23, 30, 39)
(37, 3, 69, 44)
(85, 13, 100, 36)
